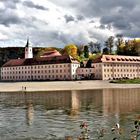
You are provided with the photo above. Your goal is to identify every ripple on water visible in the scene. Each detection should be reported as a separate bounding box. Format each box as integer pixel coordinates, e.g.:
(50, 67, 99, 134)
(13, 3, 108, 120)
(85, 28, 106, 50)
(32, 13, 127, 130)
(0, 89, 140, 139)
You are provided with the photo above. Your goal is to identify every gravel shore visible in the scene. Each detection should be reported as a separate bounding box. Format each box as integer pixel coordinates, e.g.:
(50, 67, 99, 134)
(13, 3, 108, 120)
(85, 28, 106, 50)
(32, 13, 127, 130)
(0, 80, 140, 92)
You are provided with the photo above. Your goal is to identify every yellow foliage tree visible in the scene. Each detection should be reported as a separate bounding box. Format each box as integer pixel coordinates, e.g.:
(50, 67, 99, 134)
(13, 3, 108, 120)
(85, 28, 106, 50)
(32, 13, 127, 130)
(64, 44, 77, 58)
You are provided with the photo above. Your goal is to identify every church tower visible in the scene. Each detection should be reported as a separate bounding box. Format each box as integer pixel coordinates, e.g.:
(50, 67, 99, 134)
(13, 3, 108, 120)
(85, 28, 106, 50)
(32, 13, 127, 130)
(25, 38, 33, 59)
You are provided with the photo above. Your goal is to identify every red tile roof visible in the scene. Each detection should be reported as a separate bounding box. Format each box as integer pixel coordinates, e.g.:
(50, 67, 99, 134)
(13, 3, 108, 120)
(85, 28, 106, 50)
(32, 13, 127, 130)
(40, 50, 61, 58)
(2, 55, 79, 67)
(92, 55, 140, 63)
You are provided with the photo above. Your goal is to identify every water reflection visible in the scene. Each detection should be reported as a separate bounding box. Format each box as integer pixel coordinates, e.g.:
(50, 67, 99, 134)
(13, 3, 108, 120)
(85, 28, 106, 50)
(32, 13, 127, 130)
(1, 88, 140, 116)
(26, 101, 34, 126)
(102, 88, 140, 115)
(0, 88, 140, 139)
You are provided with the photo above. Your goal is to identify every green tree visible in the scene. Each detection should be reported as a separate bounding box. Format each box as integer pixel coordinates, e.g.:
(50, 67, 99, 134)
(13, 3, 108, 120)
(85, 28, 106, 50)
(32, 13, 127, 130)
(103, 47, 109, 54)
(84, 45, 89, 58)
(77, 45, 84, 56)
(116, 34, 124, 55)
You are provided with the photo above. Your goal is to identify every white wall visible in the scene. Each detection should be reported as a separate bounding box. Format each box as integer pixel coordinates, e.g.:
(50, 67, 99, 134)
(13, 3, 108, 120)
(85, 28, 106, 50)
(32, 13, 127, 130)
(70, 63, 80, 80)
(1, 63, 73, 81)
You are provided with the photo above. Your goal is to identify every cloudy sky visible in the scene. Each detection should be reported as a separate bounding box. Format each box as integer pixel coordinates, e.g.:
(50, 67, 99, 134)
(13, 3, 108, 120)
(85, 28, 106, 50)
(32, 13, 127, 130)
(0, 0, 140, 47)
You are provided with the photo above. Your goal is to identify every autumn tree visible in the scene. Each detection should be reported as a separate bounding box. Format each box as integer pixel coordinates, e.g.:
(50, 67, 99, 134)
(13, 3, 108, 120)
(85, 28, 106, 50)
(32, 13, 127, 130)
(64, 44, 77, 58)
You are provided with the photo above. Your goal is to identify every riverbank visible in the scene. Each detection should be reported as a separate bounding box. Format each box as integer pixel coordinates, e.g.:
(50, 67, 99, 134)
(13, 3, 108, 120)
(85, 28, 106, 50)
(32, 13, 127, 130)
(0, 80, 140, 92)
(110, 79, 140, 84)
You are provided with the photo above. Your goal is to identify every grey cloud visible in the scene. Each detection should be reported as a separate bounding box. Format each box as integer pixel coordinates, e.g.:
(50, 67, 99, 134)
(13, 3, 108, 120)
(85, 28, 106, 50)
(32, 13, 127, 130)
(0, 10, 21, 26)
(99, 25, 106, 30)
(23, 1, 49, 11)
(77, 15, 84, 21)
(89, 20, 95, 23)
(75, 0, 140, 38)
(64, 15, 75, 23)
(1, 0, 20, 9)
(100, 14, 132, 30)
(51, 0, 140, 38)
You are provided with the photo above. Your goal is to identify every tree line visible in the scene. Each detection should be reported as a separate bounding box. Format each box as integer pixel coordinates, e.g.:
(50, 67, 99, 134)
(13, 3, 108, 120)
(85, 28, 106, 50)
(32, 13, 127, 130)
(0, 35, 140, 67)
(103, 34, 140, 56)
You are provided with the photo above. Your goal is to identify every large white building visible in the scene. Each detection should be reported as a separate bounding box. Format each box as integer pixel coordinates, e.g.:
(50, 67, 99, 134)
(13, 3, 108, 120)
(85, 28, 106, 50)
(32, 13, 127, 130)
(1, 55, 81, 81)
(2, 40, 140, 81)
(92, 55, 140, 80)
(1, 40, 95, 81)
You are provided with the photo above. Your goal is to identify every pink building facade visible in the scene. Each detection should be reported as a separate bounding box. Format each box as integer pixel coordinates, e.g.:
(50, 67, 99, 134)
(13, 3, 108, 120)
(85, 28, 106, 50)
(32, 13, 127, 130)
(92, 55, 140, 80)
(1, 55, 80, 81)
(76, 68, 95, 79)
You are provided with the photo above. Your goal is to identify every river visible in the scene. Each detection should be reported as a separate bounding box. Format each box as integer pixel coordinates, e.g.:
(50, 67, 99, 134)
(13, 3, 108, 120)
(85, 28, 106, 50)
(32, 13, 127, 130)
(0, 88, 140, 140)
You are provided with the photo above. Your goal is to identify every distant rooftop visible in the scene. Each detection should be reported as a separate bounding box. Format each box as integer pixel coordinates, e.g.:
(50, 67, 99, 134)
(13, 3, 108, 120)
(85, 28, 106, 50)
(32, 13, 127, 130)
(40, 50, 61, 58)
(2, 55, 79, 67)
(92, 55, 140, 63)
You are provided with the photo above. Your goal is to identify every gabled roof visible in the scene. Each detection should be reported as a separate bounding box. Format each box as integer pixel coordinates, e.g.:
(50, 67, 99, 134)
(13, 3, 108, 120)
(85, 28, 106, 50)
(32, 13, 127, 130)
(40, 50, 61, 58)
(2, 59, 25, 67)
(92, 55, 140, 63)
(2, 55, 79, 67)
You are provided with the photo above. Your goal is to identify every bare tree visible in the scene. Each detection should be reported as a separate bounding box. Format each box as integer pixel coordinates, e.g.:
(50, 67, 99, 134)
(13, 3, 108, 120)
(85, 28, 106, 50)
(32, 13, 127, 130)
(88, 41, 101, 54)
(105, 36, 114, 54)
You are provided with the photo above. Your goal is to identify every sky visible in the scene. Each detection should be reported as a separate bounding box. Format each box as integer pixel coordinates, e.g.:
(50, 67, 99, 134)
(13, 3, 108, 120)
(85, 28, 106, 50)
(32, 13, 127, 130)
(0, 0, 140, 48)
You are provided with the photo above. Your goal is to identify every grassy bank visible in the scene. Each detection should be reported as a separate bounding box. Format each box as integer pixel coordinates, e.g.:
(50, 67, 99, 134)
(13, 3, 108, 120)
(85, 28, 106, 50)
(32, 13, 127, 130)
(110, 79, 140, 84)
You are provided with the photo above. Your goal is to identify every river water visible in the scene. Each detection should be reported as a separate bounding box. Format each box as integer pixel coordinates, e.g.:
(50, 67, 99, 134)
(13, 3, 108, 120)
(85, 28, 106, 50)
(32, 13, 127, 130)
(0, 88, 140, 140)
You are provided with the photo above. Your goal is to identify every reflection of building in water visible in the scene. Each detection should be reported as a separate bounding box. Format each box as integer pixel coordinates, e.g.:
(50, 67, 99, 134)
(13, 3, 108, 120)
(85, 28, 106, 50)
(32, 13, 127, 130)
(69, 90, 80, 116)
(102, 88, 140, 115)
(26, 101, 34, 126)
(2, 89, 140, 119)
(71, 90, 80, 110)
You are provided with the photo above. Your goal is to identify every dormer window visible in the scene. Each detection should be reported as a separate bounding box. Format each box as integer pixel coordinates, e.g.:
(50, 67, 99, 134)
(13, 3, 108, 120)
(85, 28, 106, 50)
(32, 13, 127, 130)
(106, 57, 110, 60)
(112, 58, 115, 61)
